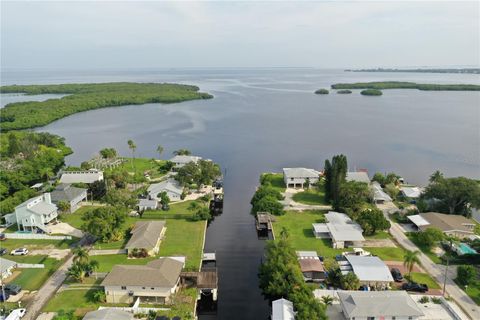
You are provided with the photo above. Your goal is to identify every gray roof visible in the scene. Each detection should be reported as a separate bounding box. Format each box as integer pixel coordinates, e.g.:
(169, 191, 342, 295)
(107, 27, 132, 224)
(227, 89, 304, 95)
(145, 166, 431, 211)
(16, 194, 57, 216)
(372, 182, 392, 202)
(346, 171, 370, 183)
(51, 184, 87, 203)
(324, 211, 365, 242)
(338, 290, 424, 318)
(138, 198, 158, 208)
(344, 255, 394, 282)
(125, 220, 165, 250)
(83, 309, 133, 320)
(170, 155, 202, 164)
(60, 170, 103, 184)
(272, 298, 295, 320)
(0, 257, 17, 275)
(283, 167, 320, 179)
(102, 257, 183, 288)
(400, 186, 423, 198)
(148, 179, 183, 197)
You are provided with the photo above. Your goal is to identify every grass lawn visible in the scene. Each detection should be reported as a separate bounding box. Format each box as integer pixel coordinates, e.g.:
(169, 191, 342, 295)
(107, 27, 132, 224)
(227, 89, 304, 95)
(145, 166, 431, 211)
(455, 280, 480, 305)
(407, 272, 441, 289)
(261, 173, 286, 192)
(93, 218, 206, 271)
(292, 189, 327, 206)
(273, 210, 342, 258)
(108, 157, 168, 179)
(6, 255, 64, 291)
(59, 206, 101, 229)
(0, 238, 76, 251)
(366, 247, 407, 261)
(365, 231, 392, 240)
(43, 288, 101, 316)
(407, 233, 442, 264)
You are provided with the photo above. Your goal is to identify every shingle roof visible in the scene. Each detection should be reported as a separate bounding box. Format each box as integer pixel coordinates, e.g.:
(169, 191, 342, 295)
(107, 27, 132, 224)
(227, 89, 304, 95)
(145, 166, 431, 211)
(28, 202, 57, 215)
(346, 172, 370, 183)
(338, 290, 424, 318)
(51, 184, 87, 203)
(138, 199, 158, 208)
(83, 309, 133, 320)
(298, 258, 325, 273)
(418, 212, 475, 233)
(344, 256, 393, 282)
(283, 167, 320, 179)
(101, 257, 183, 287)
(148, 179, 183, 197)
(125, 220, 165, 250)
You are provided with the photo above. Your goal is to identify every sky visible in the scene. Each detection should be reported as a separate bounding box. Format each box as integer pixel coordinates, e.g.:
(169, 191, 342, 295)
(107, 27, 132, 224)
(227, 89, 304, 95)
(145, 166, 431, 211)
(1, 1, 479, 69)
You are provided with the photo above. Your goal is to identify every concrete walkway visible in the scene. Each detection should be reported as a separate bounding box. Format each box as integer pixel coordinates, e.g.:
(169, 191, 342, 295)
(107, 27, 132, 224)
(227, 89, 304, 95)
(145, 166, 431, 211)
(90, 249, 127, 255)
(23, 254, 74, 320)
(377, 203, 480, 320)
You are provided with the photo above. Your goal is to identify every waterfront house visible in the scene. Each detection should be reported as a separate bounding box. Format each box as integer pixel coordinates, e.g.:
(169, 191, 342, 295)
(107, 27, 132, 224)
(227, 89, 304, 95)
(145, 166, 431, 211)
(137, 198, 158, 211)
(346, 171, 370, 184)
(283, 167, 321, 189)
(312, 211, 365, 248)
(60, 169, 104, 184)
(296, 251, 326, 282)
(342, 255, 394, 289)
(337, 290, 424, 320)
(372, 181, 392, 204)
(170, 155, 202, 169)
(408, 212, 476, 239)
(51, 183, 87, 213)
(4, 193, 58, 233)
(272, 298, 295, 320)
(102, 257, 184, 304)
(400, 186, 423, 202)
(0, 257, 17, 280)
(147, 179, 183, 202)
(125, 221, 166, 256)
(83, 309, 133, 320)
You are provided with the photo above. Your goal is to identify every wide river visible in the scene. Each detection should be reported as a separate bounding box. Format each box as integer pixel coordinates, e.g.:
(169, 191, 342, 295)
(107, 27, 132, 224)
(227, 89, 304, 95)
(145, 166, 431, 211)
(1, 68, 479, 319)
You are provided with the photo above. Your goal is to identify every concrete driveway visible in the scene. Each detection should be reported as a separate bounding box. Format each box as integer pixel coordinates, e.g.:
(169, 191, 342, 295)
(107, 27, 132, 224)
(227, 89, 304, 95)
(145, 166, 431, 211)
(48, 222, 83, 238)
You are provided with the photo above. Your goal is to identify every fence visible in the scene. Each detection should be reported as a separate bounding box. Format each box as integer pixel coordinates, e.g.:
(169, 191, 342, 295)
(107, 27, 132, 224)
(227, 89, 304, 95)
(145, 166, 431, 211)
(17, 263, 45, 269)
(5, 233, 72, 240)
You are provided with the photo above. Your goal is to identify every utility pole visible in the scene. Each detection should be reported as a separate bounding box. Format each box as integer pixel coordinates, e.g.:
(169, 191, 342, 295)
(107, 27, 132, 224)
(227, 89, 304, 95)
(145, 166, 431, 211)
(443, 256, 449, 297)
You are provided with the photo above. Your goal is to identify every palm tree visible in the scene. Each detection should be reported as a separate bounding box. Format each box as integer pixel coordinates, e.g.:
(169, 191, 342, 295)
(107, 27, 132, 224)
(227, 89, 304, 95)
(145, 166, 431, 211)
(403, 250, 421, 277)
(280, 227, 289, 240)
(40, 167, 54, 181)
(127, 139, 137, 169)
(73, 247, 90, 264)
(321, 295, 334, 306)
(173, 149, 191, 156)
(67, 262, 86, 283)
(156, 145, 164, 160)
(429, 170, 444, 183)
(188, 201, 201, 212)
(86, 260, 99, 277)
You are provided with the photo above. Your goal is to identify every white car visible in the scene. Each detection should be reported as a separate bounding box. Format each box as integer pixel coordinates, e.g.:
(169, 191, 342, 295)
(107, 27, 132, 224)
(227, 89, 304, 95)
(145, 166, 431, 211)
(5, 308, 26, 320)
(10, 248, 28, 256)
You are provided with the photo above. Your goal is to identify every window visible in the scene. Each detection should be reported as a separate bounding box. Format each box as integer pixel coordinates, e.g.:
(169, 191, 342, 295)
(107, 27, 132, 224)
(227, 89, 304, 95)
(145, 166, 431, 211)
(367, 317, 375, 320)
(142, 287, 146, 289)
(151, 287, 155, 290)
(408, 317, 413, 320)
(392, 317, 396, 320)
(121, 286, 126, 290)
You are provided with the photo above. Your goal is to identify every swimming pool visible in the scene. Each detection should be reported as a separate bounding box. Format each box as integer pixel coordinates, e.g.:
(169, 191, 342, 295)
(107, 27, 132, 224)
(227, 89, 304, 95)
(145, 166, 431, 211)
(458, 243, 477, 255)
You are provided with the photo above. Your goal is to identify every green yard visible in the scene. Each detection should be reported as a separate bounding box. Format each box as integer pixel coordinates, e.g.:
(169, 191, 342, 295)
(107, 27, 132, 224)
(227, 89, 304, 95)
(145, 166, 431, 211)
(108, 157, 168, 180)
(364, 231, 392, 240)
(43, 288, 102, 317)
(0, 238, 76, 252)
(6, 255, 64, 291)
(366, 247, 407, 261)
(292, 189, 327, 205)
(93, 218, 206, 272)
(407, 233, 442, 264)
(261, 173, 286, 192)
(407, 272, 441, 289)
(460, 282, 480, 305)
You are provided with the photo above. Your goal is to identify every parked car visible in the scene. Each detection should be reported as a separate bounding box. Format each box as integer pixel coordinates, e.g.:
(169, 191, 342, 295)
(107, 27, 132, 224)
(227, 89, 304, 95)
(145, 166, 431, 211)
(402, 282, 428, 293)
(0, 248, 7, 256)
(0, 291, 10, 302)
(0, 233, 6, 241)
(390, 268, 403, 282)
(10, 248, 28, 256)
(3, 284, 22, 295)
(5, 308, 26, 320)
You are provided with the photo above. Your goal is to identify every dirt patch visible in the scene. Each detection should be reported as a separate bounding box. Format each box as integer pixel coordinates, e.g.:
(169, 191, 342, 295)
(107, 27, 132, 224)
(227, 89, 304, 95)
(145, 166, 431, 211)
(30, 249, 70, 260)
(363, 239, 397, 247)
(385, 261, 422, 274)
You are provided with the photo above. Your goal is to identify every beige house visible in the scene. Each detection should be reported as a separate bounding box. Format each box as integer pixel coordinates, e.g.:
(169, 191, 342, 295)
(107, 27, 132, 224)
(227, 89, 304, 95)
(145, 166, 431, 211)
(125, 221, 166, 256)
(102, 257, 184, 304)
(408, 212, 476, 239)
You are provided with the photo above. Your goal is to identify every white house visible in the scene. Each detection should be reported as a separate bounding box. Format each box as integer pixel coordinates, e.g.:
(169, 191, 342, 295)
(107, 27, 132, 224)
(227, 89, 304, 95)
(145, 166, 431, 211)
(138, 199, 158, 211)
(343, 255, 394, 289)
(60, 169, 104, 184)
(372, 181, 392, 204)
(50, 184, 87, 213)
(272, 298, 295, 320)
(83, 309, 133, 320)
(337, 290, 424, 320)
(283, 167, 321, 189)
(102, 257, 184, 304)
(0, 257, 17, 280)
(400, 186, 423, 200)
(169, 155, 202, 169)
(147, 179, 184, 202)
(312, 211, 365, 248)
(4, 193, 58, 233)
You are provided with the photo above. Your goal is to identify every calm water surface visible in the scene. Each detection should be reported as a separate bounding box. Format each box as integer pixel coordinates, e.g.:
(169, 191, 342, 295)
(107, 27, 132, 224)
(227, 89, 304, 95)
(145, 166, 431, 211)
(1, 68, 479, 319)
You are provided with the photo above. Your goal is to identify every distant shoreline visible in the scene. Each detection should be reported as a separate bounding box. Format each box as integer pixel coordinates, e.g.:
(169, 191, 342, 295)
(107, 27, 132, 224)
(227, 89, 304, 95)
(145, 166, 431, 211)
(345, 68, 480, 74)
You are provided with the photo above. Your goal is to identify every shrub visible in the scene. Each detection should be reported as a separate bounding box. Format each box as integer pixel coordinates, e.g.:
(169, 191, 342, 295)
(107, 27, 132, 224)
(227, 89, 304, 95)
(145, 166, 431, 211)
(456, 265, 476, 286)
(315, 89, 329, 94)
(419, 296, 430, 304)
(361, 89, 383, 96)
(336, 89, 352, 94)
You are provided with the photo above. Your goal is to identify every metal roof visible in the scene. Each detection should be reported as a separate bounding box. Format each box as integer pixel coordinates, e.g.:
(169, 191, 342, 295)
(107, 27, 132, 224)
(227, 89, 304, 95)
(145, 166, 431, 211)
(400, 186, 422, 198)
(83, 309, 133, 320)
(169, 155, 202, 164)
(346, 172, 370, 183)
(338, 290, 424, 318)
(148, 179, 183, 197)
(272, 298, 295, 320)
(344, 256, 394, 282)
(60, 170, 103, 184)
(407, 214, 431, 227)
(51, 184, 87, 203)
(0, 257, 17, 275)
(372, 182, 392, 202)
(283, 167, 320, 179)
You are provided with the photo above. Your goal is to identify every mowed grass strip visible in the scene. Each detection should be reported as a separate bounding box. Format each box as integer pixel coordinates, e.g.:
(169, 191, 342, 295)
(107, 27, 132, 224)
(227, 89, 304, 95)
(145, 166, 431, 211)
(292, 189, 327, 205)
(7, 255, 64, 290)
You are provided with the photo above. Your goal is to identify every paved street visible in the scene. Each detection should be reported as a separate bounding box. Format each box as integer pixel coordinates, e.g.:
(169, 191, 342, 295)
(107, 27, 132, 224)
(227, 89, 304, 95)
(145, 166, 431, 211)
(378, 203, 480, 320)
(23, 254, 74, 320)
